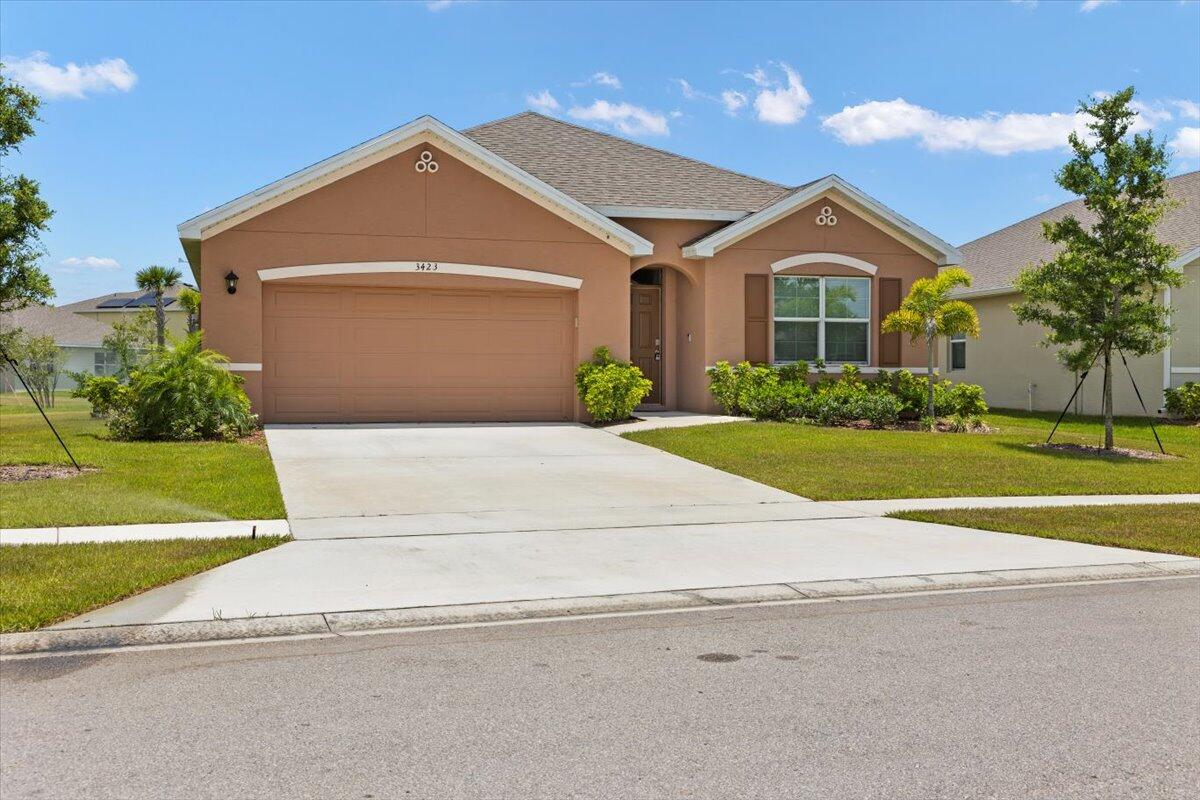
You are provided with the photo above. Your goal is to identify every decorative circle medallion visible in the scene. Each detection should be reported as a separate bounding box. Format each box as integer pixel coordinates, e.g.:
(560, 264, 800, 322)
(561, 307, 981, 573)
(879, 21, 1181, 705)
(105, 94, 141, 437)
(816, 206, 837, 226)
(415, 150, 439, 173)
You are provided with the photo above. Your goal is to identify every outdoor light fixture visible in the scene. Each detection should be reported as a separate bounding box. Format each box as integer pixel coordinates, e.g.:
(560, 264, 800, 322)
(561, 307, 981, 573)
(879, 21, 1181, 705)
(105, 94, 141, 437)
(225, 271, 239, 294)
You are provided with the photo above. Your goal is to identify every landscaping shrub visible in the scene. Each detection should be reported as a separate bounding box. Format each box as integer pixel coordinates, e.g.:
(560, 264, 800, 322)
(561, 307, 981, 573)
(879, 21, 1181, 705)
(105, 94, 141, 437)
(106, 334, 256, 441)
(575, 346, 653, 424)
(944, 381, 988, 416)
(1164, 382, 1200, 420)
(71, 375, 131, 418)
(798, 378, 902, 427)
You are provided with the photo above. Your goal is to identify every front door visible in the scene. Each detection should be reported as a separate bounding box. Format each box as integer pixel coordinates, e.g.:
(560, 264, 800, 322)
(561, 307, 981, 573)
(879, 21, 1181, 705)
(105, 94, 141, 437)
(630, 284, 662, 405)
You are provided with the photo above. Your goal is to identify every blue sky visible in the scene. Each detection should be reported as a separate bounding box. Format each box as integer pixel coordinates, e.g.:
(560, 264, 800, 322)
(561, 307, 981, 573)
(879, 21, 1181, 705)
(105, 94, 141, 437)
(3, 0, 1198, 303)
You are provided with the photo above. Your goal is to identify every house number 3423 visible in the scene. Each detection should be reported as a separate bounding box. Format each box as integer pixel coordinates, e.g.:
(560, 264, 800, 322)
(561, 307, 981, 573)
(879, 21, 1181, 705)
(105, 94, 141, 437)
(415, 262, 438, 271)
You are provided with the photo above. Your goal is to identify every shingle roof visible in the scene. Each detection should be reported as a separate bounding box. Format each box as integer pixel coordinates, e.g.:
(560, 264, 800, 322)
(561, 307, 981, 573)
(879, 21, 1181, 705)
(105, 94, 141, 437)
(463, 111, 789, 212)
(57, 284, 193, 313)
(959, 170, 1200, 295)
(0, 304, 110, 348)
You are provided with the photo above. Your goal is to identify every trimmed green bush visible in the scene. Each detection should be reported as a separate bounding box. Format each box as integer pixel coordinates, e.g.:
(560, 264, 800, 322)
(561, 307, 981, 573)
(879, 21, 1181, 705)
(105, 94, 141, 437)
(71, 375, 130, 418)
(105, 334, 257, 441)
(1164, 382, 1200, 420)
(575, 346, 653, 424)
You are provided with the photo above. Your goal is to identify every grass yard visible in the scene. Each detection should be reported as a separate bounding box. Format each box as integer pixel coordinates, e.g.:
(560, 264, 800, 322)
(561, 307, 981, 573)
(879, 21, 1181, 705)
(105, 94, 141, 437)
(893, 504, 1200, 558)
(0, 392, 285, 528)
(0, 536, 288, 632)
(623, 410, 1200, 500)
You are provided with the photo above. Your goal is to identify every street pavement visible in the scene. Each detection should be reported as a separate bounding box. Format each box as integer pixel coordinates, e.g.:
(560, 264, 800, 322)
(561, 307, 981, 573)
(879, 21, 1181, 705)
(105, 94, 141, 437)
(3, 577, 1197, 799)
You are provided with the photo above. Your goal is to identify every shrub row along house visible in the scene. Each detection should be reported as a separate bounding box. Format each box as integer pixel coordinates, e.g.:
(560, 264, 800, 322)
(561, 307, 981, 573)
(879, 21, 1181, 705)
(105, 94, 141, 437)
(175, 112, 1195, 423)
(176, 112, 962, 423)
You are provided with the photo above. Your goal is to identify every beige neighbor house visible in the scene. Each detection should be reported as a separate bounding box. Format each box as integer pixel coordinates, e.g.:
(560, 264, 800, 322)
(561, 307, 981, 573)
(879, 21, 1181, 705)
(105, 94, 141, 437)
(953, 171, 1199, 416)
(0, 304, 114, 392)
(177, 112, 963, 424)
(59, 284, 193, 339)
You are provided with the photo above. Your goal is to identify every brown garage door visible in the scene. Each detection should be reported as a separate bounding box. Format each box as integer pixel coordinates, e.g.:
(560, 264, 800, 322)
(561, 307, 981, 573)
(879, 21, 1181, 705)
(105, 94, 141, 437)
(262, 283, 576, 423)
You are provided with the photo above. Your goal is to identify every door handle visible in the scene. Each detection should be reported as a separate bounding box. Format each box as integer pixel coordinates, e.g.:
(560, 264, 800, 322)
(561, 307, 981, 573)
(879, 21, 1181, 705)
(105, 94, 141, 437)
(654, 351, 661, 361)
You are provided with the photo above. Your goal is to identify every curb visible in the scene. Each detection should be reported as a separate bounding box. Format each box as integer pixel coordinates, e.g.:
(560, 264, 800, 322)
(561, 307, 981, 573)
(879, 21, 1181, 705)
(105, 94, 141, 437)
(4, 559, 1197, 656)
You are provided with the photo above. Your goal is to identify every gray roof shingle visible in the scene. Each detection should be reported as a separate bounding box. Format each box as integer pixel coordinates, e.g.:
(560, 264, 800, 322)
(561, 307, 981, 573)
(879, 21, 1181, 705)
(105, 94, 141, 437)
(959, 170, 1200, 294)
(57, 284, 193, 313)
(0, 304, 110, 348)
(463, 111, 790, 212)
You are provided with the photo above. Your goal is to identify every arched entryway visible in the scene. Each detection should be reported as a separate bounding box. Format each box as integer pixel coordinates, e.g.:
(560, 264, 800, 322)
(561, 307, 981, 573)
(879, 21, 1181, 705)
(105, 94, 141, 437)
(629, 264, 702, 411)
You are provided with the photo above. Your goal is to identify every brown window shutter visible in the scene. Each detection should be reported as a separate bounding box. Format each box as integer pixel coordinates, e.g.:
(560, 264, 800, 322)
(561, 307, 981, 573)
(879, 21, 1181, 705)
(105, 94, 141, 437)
(744, 274, 770, 364)
(879, 277, 902, 367)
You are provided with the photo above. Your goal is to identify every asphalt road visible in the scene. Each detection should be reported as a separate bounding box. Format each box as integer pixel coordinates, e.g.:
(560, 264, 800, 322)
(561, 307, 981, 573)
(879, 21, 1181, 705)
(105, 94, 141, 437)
(2, 578, 1197, 800)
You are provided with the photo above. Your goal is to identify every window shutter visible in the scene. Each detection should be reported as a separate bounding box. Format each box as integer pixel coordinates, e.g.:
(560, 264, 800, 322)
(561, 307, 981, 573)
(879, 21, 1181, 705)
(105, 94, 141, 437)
(745, 275, 769, 364)
(879, 278, 902, 367)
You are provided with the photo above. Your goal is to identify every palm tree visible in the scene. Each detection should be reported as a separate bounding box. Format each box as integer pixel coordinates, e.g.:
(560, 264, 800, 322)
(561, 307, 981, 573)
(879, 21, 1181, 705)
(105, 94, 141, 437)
(178, 287, 201, 335)
(135, 265, 183, 348)
(881, 267, 981, 420)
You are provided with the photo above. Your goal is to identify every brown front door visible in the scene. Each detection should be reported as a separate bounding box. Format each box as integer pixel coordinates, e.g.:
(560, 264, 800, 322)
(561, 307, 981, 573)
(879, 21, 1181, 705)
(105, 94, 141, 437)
(630, 284, 662, 405)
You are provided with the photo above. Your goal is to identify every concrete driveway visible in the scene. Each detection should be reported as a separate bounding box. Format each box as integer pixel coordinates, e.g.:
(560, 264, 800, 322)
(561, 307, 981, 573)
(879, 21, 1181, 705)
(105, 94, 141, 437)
(266, 423, 822, 538)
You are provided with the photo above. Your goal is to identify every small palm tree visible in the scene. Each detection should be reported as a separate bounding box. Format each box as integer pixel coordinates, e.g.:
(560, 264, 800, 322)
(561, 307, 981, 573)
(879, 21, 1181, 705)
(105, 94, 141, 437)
(881, 267, 981, 419)
(135, 265, 183, 348)
(178, 287, 201, 335)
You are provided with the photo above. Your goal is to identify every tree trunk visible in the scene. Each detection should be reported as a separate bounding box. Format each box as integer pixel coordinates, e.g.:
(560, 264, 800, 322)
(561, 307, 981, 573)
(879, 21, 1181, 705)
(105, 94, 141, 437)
(1102, 344, 1114, 450)
(926, 334, 936, 420)
(155, 291, 166, 348)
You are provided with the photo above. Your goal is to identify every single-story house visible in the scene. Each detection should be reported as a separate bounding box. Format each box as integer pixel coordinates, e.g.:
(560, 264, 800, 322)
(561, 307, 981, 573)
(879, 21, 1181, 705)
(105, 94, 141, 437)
(952, 170, 1198, 416)
(177, 111, 962, 423)
(0, 304, 114, 392)
(59, 284, 194, 338)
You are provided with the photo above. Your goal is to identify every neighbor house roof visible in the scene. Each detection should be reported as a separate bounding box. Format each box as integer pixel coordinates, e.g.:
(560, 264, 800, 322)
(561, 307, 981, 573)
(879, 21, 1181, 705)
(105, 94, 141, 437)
(58, 284, 193, 313)
(463, 112, 789, 217)
(0, 304, 110, 348)
(957, 170, 1200, 297)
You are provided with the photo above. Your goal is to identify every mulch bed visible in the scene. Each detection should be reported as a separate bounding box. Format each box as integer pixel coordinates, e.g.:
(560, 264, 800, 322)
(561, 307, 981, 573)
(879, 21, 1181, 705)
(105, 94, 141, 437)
(1029, 443, 1177, 461)
(0, 464, 99, 483)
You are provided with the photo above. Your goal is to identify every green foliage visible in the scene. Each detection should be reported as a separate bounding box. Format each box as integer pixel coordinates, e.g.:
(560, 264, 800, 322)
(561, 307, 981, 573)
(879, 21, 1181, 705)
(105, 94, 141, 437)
(6, 331, 64, 407)
(776, 360, 808, 384)
(71, 375, 131, 418)
(134, 265, 184, 348)
(1163, 382, 1200, 420)
(1012, 87, 1182, 449)
(0, 69, 53, 314)
(101, 308, 155, 381)
(945, 382, 988, 417)
(108, 334, 256, 441)
(178, 287, 201, 335)
(575, 346, 652, 424)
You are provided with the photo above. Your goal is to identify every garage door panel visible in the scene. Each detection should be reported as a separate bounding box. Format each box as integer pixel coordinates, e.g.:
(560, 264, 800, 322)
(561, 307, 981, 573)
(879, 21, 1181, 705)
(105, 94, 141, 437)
(263, 283, 576, 422)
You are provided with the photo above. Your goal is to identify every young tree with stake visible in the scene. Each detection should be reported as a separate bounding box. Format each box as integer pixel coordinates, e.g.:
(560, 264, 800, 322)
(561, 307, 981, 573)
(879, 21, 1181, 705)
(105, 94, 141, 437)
(1013, 88, 1181, 450)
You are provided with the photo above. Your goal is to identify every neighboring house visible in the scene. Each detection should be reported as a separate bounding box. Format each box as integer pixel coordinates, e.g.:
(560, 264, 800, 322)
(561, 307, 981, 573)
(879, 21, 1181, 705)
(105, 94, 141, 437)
(0, 304, 114, 392)
(177, 112, 961, 423)
(953, 171, 1199, 416)
(59, 284, 193, 338)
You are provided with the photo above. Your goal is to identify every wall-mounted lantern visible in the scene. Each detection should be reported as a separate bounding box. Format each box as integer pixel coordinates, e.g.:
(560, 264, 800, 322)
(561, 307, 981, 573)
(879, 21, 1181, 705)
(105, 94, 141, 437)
(225, 271, 240, 295)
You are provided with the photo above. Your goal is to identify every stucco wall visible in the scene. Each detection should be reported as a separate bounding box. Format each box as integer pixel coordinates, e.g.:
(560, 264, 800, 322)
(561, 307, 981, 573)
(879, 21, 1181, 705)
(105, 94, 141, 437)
(954, 256, 1197, 415)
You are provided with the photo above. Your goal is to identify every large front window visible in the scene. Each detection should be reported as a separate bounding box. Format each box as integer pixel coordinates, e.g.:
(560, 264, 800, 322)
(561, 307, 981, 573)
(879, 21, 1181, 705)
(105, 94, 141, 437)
(774, 276, 870, 364)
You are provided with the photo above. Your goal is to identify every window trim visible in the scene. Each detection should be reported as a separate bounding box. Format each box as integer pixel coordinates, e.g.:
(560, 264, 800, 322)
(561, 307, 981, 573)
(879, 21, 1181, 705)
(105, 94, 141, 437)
(949, 332, 967, 372)
(772, 275, 871, 366)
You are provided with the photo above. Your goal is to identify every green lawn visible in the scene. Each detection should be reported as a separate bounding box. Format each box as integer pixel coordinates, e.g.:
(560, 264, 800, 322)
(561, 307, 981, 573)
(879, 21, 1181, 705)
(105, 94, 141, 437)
(0, 536, 288, 632)
(0, 392, 285, 528)
(624, 410, 1200, 500)
(894, 504, 1200, 558)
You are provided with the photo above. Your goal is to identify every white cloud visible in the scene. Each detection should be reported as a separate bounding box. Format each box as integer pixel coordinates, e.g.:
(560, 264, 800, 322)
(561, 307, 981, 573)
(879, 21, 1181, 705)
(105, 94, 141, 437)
(2, 51, 137, 100)
(1170, 127, 1200, 159)
(525, 89, 560, 114)
(675, 78, 707, 101)
(743, 67, 771, 88)
(1079, 0, 1116, 11)
(59, 256, 120, 271)
(1172, 99, 1200, 120)
(721, 89, 748, 115)
(589, 71, 621, 89)
(751, 63, 812, 125)
(425, 0, 469, 11)
(822, 96, 1170, 156)
(1010, 0, 1039, 8)
(567, 100, 670, 136)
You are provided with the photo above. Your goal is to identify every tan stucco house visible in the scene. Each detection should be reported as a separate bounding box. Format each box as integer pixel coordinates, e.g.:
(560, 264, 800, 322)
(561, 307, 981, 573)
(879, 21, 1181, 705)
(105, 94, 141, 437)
(953, 171, 1199, 416)
(177, 112, 961, 423)
(60, 285, 193, 339)
(1, 304, 113, 392)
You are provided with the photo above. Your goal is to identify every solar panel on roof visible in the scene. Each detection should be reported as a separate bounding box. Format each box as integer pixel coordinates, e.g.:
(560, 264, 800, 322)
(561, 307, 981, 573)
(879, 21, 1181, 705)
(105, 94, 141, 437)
(97, 297, 133, 308)
(127, 292, 158, 307)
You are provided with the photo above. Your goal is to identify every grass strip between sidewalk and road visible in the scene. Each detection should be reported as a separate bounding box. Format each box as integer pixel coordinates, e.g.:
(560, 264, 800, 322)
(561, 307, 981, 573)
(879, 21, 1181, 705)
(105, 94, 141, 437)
(623, 410, 1199, 500)
(892, 503, 1200, 558)
(0, 536, 288, 632)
